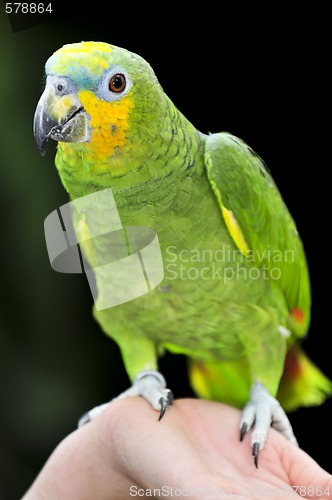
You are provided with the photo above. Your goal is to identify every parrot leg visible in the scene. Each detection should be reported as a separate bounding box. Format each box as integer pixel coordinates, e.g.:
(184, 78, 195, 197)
(78, 370, 173, 428)
(239, 381, 298, 468)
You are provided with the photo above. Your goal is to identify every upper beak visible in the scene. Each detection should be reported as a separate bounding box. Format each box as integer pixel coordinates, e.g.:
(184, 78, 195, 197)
(33, 77, 90, 155)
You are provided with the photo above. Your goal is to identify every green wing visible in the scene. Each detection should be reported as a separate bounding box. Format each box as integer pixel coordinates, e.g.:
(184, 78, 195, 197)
(205, 132, 310, 337)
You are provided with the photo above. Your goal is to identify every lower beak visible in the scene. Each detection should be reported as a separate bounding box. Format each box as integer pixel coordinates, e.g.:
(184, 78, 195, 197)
(33, 85, 90, 155)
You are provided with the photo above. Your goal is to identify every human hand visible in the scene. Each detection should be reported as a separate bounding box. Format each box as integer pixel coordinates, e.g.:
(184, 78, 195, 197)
(23, 398, 332, 499)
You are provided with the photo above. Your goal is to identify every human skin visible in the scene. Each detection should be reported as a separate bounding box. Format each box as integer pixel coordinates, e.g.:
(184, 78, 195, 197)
(23, 398, 332, 500)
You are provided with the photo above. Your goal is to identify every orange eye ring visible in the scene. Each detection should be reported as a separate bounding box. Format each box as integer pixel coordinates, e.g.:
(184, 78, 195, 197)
(108, 73, 126, 93)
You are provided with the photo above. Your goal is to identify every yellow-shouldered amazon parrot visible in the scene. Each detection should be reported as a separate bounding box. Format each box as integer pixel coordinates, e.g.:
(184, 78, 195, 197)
(33, 41, 331, 467)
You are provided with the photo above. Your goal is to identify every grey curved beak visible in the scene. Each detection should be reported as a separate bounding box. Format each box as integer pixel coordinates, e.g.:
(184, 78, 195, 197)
(33, 79, 90, 155)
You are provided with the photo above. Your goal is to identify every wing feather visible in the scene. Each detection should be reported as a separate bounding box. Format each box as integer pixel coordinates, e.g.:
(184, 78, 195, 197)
(205, 132, 310, 336)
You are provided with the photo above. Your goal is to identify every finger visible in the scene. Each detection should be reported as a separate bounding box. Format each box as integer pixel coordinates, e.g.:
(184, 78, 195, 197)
(283, 443, 332, 499)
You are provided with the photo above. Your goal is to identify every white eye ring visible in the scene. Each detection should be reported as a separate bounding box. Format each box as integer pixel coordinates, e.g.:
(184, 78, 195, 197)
(96, 68, 131, 102)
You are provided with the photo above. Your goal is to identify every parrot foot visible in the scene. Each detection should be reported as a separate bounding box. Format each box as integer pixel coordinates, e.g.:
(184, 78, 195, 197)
(239, 381, 298, 468)
(77, 370, 173, 428)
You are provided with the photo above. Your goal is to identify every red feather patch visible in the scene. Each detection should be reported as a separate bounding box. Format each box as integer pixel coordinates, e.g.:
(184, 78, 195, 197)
(291, 307, 304, 324)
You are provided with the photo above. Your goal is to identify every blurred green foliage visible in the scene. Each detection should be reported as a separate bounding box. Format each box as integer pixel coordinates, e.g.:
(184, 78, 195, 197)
(0, 8, 330, 499)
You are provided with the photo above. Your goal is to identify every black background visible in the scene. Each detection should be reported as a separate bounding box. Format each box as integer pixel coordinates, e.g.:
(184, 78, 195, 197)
(0, 5, 330, 499)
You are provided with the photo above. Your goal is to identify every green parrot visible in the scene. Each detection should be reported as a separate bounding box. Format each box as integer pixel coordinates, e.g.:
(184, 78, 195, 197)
(33, 41, 331, 467)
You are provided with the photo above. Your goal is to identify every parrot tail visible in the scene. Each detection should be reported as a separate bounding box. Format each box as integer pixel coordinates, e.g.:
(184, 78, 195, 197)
(277, 343, 332, 412)
(188, 344, 332, 412)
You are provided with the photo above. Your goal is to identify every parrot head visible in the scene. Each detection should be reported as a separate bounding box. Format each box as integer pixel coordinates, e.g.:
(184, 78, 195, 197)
(33, 41, 165, 175)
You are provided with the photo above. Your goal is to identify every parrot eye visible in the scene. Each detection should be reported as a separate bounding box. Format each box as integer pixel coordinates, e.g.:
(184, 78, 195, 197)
(108, 74, 126, 93)
(97, 69, 131, 102)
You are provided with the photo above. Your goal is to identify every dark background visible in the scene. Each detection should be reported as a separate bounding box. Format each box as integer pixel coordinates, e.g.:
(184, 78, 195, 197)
(0, 6, 330, 499)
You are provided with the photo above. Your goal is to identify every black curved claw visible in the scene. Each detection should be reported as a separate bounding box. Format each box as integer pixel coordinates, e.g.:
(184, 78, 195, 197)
(158, 397, 167, 421)
(252, 442, 260, 469)
(77, 411, 91, 428)
(158, 390, 174, 421)
(167, 389, 174, 406)
(240, 422, 248, 442)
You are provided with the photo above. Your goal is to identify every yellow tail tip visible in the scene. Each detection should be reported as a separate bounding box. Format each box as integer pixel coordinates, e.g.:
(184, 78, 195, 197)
(278, 344, 332, 412)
